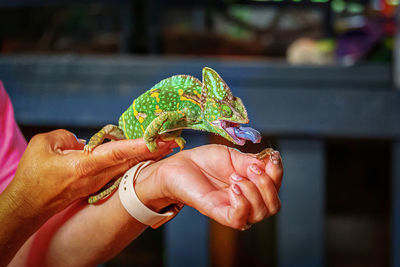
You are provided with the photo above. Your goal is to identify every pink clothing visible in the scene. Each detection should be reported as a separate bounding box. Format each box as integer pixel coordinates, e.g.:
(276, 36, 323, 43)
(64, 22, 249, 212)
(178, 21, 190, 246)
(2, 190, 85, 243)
(0, 82, 27, 193)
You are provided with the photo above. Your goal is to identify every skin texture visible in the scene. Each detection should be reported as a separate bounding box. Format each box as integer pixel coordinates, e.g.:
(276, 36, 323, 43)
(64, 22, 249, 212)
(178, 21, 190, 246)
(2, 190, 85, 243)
(0, 130, 176, 266)
(8, 143, 283, 267)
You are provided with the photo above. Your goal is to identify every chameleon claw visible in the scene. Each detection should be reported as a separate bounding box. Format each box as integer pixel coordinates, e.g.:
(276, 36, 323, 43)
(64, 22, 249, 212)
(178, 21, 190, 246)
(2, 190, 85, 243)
(255, 148, 280, 165)
(146, 141, 158, 153)
(270, 150, 281, 165)
(83, 144, 94, 154)
(175, 137, 186, 151)
(255, 148, 274, 160)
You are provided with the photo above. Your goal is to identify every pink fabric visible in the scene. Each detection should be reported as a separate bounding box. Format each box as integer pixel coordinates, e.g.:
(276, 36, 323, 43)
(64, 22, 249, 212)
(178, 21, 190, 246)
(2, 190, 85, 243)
(0, 82, 27, 193)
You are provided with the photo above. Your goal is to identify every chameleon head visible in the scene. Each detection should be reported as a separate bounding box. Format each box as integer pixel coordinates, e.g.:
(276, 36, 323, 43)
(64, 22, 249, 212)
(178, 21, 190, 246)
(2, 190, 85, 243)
(201, 67, 261, 146)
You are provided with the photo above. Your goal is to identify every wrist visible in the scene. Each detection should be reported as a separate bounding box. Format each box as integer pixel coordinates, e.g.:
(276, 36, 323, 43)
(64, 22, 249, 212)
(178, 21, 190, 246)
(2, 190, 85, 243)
(134, 162, 175, 213)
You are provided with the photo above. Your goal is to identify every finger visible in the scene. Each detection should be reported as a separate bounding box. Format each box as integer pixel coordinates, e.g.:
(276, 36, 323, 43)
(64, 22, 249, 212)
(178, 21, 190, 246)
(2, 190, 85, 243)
(44, 129, 85, 152)
(153, 149, 174, 161)
(181, 181, 250, 230)
(83, 139, 175, 171)
(227, 146, 265, 177)
(228, 147, 283, 191)
(79, 157, 146, 196)
(200, 184, 250, 230)
(247, 164, 281, 216)
(91, 159, 135, 193)
(265, 150, 283, 191)
(230, 174, 267, 224)
(226, 184, 251, 230)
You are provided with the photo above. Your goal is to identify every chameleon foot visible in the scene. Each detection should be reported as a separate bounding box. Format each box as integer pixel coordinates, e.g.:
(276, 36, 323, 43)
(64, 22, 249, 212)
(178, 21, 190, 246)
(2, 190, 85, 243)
(84, 124, 125, 154)
(88, 177, 122, 204)
(160, 131, 186, 150)
(256, 148, 281, 165)
(255, 148, 274, 160)
(146, 141, 158, 153)
(269, 150, 281, 165)
(172, 136, 186, 150)
(83, 144, 94, 153)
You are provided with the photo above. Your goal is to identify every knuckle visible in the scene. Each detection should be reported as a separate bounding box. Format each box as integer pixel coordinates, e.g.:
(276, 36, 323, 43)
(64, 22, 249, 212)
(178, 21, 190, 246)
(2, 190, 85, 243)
(110, 149, 128, 163)
(54, 129, 71, 136)
(273, 199, 282, 214)
(51, 129, 76, 142)
(230, 219, 244, 230)
(257, 208, 268, 221)
(269, 199, 281, 215)
(74, 161, 92, 177)
(258, 175, 273, 189)
(252, 207, 268, 223)
(30, 133, 46, 143)
(67, 179, 87, 198)
(252, 214, 263, 224)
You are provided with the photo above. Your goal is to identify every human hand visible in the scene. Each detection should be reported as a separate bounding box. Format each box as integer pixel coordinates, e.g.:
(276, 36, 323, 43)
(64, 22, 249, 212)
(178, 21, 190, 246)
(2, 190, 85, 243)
(7, 129, 176, 220)
(135, 144, 283, 230)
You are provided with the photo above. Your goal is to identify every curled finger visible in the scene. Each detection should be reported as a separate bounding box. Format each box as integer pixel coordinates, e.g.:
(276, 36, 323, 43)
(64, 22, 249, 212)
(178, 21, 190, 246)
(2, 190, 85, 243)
(247, 164, 281, 216)
(230, 174, 267, 224)
(264, 150, 283, 191)
(226, 183, 251, 230)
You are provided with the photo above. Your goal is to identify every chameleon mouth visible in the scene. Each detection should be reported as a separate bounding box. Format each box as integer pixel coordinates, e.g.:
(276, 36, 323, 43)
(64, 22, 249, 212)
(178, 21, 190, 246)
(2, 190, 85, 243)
(213, 120, 262, 146)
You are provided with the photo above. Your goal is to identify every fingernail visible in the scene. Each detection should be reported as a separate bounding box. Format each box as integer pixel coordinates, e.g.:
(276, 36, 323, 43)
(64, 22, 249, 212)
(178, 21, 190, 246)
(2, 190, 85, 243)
(249, 164, 262, 175)
(271, 151, 280, 165)
(231, 184, 241, 195)
(231, 173, 243, 182)
(229, 147, 243, 154)
(78, 139, 87, 145)
(72, 132, 86, 145)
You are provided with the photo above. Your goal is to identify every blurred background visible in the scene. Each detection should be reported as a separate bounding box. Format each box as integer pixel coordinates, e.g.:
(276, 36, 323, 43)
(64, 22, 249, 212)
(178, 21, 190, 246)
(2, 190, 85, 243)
(0, 0, 399, 266)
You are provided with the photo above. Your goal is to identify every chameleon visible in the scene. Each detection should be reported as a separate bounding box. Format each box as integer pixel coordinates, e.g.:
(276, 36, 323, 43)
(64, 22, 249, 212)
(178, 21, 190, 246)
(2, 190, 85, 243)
(85, 67, 270, 204)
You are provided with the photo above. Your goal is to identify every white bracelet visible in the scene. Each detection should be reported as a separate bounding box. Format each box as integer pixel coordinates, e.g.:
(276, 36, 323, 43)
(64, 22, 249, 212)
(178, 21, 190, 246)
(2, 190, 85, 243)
(118, 160, 182, 229)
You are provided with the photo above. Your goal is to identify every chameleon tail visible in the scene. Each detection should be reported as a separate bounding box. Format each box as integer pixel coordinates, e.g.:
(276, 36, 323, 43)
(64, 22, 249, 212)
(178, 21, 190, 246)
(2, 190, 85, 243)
(88, 177, 122, 204)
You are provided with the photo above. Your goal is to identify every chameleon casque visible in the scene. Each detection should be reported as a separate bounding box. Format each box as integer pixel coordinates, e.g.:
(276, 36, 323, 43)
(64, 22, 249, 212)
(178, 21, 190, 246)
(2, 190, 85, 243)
(85, 67, 268, 204)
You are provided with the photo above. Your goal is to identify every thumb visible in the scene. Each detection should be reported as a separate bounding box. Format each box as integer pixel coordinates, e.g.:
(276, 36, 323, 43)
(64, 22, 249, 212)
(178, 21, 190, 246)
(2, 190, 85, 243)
(45, 129, 85, 152)
(86, 138, 176, 170)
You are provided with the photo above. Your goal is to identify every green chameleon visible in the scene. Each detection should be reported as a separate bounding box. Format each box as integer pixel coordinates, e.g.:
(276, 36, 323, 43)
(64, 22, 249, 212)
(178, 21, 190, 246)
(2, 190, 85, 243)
(85, 67, 265, 204)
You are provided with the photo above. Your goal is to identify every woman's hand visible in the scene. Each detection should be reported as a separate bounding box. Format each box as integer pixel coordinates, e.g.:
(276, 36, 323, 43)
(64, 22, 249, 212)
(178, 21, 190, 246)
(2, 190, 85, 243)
(6, 129, 176, 220)
(135, 144, 283, 230)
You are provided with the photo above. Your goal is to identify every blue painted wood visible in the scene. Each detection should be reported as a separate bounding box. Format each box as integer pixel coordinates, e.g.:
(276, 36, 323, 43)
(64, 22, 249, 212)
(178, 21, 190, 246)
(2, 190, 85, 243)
(119, 0, 133, 54)
(242, 88, 400, 139)
(277, 138, 325, 267)
(164, 132, 209, 267)
(1, 55, 398, 139)
(0, 55, 391, 90)
(392, 141, 400, 267)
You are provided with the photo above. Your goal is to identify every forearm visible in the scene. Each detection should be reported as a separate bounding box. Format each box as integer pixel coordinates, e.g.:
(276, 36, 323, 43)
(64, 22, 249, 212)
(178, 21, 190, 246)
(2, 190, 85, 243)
(10, 191, 148, 267)
(0, 184, 54, 266)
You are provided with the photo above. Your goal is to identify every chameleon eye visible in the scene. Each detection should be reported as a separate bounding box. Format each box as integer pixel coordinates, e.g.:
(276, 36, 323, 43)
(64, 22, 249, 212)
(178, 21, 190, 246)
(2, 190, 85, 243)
(221, 104, 232, 118)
